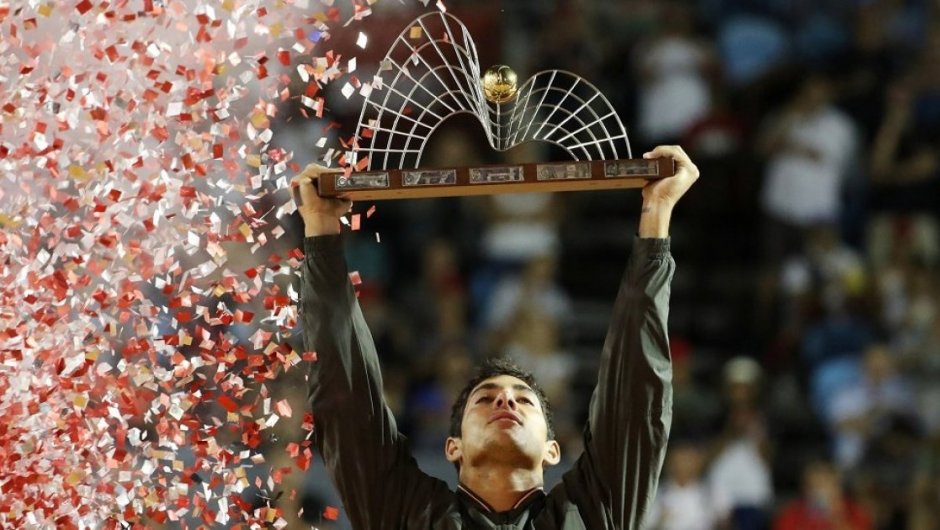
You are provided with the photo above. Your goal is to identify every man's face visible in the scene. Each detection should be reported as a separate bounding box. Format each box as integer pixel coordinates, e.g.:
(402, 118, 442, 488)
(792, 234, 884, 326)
(445, 374, 560, 471)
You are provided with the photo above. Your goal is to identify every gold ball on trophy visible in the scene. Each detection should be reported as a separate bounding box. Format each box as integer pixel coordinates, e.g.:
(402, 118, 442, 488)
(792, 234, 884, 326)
(482, 65, 518, 104)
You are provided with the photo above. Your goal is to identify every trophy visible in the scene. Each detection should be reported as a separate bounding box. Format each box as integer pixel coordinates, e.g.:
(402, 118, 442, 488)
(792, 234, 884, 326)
(317, 12, 674, 201)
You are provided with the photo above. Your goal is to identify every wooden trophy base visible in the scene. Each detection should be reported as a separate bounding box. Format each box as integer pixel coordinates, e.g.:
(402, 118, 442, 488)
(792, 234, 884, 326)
(316, 158, 675, 201)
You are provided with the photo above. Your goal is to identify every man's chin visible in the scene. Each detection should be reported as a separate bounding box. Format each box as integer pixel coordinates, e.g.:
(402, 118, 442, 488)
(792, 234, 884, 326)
(471, 441, 538, 468)
(480, 433, 539, 458)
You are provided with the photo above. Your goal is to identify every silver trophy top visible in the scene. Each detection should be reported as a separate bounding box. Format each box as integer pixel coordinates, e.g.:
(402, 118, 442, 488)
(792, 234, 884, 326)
(353, 11, 632, 172)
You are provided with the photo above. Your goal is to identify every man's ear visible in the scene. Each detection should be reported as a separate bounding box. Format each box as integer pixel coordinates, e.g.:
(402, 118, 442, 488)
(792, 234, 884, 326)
(445, 436, 463, 464)
(542, 440, 561, 467)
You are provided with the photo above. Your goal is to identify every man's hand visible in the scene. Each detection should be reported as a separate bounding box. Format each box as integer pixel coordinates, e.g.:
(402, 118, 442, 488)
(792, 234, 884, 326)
(291, 163, 352, 237)
(638, 145, 699, 238)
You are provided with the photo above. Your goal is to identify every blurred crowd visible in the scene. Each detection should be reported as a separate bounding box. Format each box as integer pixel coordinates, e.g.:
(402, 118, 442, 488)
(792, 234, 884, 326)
(259, 0, 940, 528)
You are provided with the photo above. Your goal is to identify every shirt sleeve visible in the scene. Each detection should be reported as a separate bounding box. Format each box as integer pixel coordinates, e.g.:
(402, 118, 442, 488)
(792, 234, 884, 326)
(300, 235, 452, 529)
(553, 237, 674, 529)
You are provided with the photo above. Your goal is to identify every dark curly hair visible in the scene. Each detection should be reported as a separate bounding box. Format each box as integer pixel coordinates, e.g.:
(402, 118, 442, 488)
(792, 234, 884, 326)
(448, 357, 555, 441)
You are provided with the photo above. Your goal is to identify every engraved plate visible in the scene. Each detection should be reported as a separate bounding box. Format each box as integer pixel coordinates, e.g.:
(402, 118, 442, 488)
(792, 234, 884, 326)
(335, 172, 390, 190)
(536, 162, 591, 181)
(402, 169, 457, 187)
(469, 166, 524, 184)
(604, 160, 658, 178)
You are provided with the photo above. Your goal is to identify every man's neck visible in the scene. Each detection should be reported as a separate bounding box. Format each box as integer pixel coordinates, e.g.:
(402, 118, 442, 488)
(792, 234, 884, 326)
(458, 465, 544, 513)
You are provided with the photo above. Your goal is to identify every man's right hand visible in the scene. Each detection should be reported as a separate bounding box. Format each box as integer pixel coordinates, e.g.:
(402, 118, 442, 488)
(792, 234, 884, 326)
(291, 163, 352, 237)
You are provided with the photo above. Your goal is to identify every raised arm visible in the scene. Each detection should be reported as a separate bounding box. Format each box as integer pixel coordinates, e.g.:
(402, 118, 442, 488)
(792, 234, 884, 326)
(294, 166, 449, 528)
(559, 146, 698, 529)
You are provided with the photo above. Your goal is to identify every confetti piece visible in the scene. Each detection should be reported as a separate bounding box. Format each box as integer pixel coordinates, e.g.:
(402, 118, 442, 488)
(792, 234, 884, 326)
(409, 26, 422, 39)
(324, 506, 340, 521)
(275, 399, 292, 418)
(356, 31, 368, 48)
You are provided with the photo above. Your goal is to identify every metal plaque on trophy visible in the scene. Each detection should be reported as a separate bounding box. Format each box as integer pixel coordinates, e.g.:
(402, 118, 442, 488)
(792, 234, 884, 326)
(316, 12, 675, 201)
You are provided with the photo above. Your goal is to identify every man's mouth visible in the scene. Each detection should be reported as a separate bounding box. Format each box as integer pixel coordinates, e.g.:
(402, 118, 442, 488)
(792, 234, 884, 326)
(489, 412, 522, 425)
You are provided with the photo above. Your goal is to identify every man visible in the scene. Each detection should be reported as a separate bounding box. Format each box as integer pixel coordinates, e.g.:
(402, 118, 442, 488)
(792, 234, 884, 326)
(293, 145, 699, 529)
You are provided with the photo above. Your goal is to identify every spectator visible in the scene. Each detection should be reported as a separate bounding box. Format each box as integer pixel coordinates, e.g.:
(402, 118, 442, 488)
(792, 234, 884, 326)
(483, 254, 572, 334)
(779, 224, 867, 334)
(635, 2, 716, 143)
(773, 460, 871, 530)
(670, 339, 722, 441)
(866, 80, 940, 272)
(645, 441, 730, 530)
(827, 344, 915, 470)
(852, 414, 922, 529)
(757, 74, 858, 257)
(707, 357, 774, 530)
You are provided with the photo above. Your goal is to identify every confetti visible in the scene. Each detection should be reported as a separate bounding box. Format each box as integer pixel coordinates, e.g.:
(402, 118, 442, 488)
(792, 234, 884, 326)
(0, 0, 388, 526)
(275, 398, 293, 418)
(324, 506, 341, 520)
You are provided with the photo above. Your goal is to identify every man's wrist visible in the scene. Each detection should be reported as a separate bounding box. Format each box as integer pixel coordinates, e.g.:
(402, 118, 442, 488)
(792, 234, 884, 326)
(304, 215, 342, 237)
(638, 201, 673, 239)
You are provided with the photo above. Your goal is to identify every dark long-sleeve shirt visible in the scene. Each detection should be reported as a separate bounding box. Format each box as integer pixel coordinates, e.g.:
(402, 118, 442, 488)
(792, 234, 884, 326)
(302, 234, 674, 529)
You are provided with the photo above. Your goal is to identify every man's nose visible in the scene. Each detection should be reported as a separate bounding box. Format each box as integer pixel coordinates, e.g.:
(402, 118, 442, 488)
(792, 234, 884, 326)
(494, 391, 517, 410)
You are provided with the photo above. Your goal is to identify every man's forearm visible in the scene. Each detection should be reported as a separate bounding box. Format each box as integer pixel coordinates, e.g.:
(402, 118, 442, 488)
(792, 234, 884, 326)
(638, 201, 673, 239)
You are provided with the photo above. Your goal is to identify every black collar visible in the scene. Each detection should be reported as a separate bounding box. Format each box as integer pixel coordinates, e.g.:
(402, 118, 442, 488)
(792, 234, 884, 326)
(457, 483, 545, 514)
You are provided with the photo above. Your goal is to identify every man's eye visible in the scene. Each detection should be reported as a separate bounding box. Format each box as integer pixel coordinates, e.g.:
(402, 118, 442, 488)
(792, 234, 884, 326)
(476, 396, 493, 404)
(519, 397, 533, 405)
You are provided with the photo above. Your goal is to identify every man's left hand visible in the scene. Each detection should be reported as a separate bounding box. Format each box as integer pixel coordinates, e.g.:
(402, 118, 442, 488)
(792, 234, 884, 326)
(637, 145, 699, 238)
(641, 145, 700, 209)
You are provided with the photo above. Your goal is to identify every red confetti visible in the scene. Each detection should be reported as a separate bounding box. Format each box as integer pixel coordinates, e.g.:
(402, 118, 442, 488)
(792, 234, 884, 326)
(218, 395, 239, 413)
(75, 0, 92, 14)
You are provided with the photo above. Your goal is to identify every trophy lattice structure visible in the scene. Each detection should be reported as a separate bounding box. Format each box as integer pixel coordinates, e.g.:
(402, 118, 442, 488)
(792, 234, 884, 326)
(354, 11, 632, 171)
